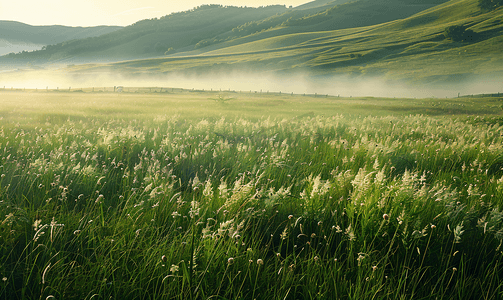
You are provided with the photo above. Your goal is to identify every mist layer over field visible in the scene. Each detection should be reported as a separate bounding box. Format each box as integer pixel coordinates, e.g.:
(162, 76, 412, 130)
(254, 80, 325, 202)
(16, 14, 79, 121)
(1, 87, 502, 299)
(0, 69, 501, 98)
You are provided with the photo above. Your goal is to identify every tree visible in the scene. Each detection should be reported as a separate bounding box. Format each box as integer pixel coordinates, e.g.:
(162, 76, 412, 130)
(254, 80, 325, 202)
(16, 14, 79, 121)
(444, 25, 478, 42)
(478, 0, 503, 11)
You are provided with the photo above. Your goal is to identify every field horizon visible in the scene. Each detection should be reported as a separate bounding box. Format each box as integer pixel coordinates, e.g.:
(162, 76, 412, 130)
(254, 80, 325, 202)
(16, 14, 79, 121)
(2, 0, 503, 299)
(1, 89, 503, 299)
(2, 0, 503, 85)
(1, 68, 502, 99)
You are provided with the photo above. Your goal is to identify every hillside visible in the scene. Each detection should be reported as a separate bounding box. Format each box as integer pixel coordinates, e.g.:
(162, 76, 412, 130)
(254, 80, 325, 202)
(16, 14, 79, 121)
(1, 0, 502, 87)
(0, 5, 288, 65)
(61, 0, 503, 85)
(0, 0, 449, 66)
(0, 21, 122, 56)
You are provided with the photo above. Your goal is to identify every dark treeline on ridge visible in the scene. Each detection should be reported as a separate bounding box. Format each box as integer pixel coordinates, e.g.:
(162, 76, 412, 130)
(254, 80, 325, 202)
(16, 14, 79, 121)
(1, 0, 503, 85)
(1, 0, 450, 65)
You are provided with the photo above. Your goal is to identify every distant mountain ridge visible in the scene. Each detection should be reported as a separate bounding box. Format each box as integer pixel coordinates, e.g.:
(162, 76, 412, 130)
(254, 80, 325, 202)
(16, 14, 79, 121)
(0, 0, 449, 65)
(61, 0, 503, 85)
(0, 21, 122, 56)
(1, 0, 502, 86)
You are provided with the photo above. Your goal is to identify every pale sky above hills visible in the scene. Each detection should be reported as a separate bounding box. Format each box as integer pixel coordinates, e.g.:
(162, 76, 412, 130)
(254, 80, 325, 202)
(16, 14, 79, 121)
(0, 0, 309, 27)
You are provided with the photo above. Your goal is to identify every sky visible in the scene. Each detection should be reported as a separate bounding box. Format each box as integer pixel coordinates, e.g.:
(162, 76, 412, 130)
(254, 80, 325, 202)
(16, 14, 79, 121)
(0, 0, 310, 27)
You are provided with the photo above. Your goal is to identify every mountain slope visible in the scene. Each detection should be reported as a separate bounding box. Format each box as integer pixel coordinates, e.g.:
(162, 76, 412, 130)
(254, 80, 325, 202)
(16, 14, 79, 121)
(66, 0, 503, 85)
(0, 5, 288, 65)
(0, 21, 122, 56)
(0, 0, 449, 65)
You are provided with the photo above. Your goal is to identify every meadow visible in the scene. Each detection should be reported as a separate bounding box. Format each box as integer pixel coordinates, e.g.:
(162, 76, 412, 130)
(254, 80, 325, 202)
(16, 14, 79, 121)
(1, 88, 503, 299)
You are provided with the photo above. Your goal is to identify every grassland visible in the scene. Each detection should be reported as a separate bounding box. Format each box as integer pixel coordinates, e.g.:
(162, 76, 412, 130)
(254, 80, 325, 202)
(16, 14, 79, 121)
(61, 0, 503, 85)
(3, 0, 502, 87)
(0, 0, 448, 65)
(1, 89, 503, 299)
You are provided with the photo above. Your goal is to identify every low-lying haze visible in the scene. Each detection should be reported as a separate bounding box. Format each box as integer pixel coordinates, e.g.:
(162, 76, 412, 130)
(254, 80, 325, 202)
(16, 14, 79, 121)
(0, 39, 43, 56)
(0, 70, 501, 98)
(1, 0, 309, 26)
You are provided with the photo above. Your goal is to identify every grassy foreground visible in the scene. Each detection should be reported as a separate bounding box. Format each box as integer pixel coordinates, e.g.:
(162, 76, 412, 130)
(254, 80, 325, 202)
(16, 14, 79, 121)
(1, 89, 503, 299)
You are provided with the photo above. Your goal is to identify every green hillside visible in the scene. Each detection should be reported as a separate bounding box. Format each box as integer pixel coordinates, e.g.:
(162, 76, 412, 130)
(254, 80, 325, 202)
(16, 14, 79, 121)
(0, 21, 122, 56)
(1, 0, 448, 66)
(0, 5, 288, 65)
(64, 0, 503, 85)
(0, 21, 122, 45)
(1, 0, 502, 85)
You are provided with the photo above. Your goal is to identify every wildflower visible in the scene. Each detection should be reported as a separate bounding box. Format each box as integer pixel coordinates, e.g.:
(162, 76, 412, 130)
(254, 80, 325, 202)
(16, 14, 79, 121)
(372, 265, 378, 272)
(345, 225, 356, 241)
(431, 224, 436, 229)
(357, 253, 366, 266)
(97, 176, 105, 185)
(162, 255, 167, 262)
(257, 259, 264, 265)
(280, 223, 291, 238)
(383, 214, 389, 220)
(453, 267, 457, 272)
(203, 179, 213, 197)
(453, 222, 464, 243)
(95, 194, 104, 203)
(288, 215, 294, 220)
(228, 257, 234, 265)
(170, 265, 179, 273)
(189, 200, 200, 218)
(33, 219, 42, 231)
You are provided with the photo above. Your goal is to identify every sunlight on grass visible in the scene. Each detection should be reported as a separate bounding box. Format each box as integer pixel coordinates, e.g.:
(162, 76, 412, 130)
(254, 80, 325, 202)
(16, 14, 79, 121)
(1, 89, 503, 299)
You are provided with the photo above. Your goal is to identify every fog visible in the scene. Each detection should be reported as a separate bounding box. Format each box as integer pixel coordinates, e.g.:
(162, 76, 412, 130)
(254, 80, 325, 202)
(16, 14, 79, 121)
(0, 69, 501, 98)
(0, 39, 44, 56)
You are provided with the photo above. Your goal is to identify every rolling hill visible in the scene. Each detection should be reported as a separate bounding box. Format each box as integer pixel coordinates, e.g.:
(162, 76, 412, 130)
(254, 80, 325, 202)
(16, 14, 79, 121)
(1, 0, 449, 66)
(0, 21, 122, 56)
(1, 0, 502, 86)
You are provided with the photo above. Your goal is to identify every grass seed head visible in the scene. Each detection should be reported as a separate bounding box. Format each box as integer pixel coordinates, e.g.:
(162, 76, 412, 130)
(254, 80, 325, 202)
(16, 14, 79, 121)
(170, 265, 179, 273)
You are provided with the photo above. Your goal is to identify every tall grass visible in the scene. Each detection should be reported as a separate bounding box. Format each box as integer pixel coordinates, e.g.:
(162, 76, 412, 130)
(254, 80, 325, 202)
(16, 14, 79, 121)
(1, 94, 503, 299)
